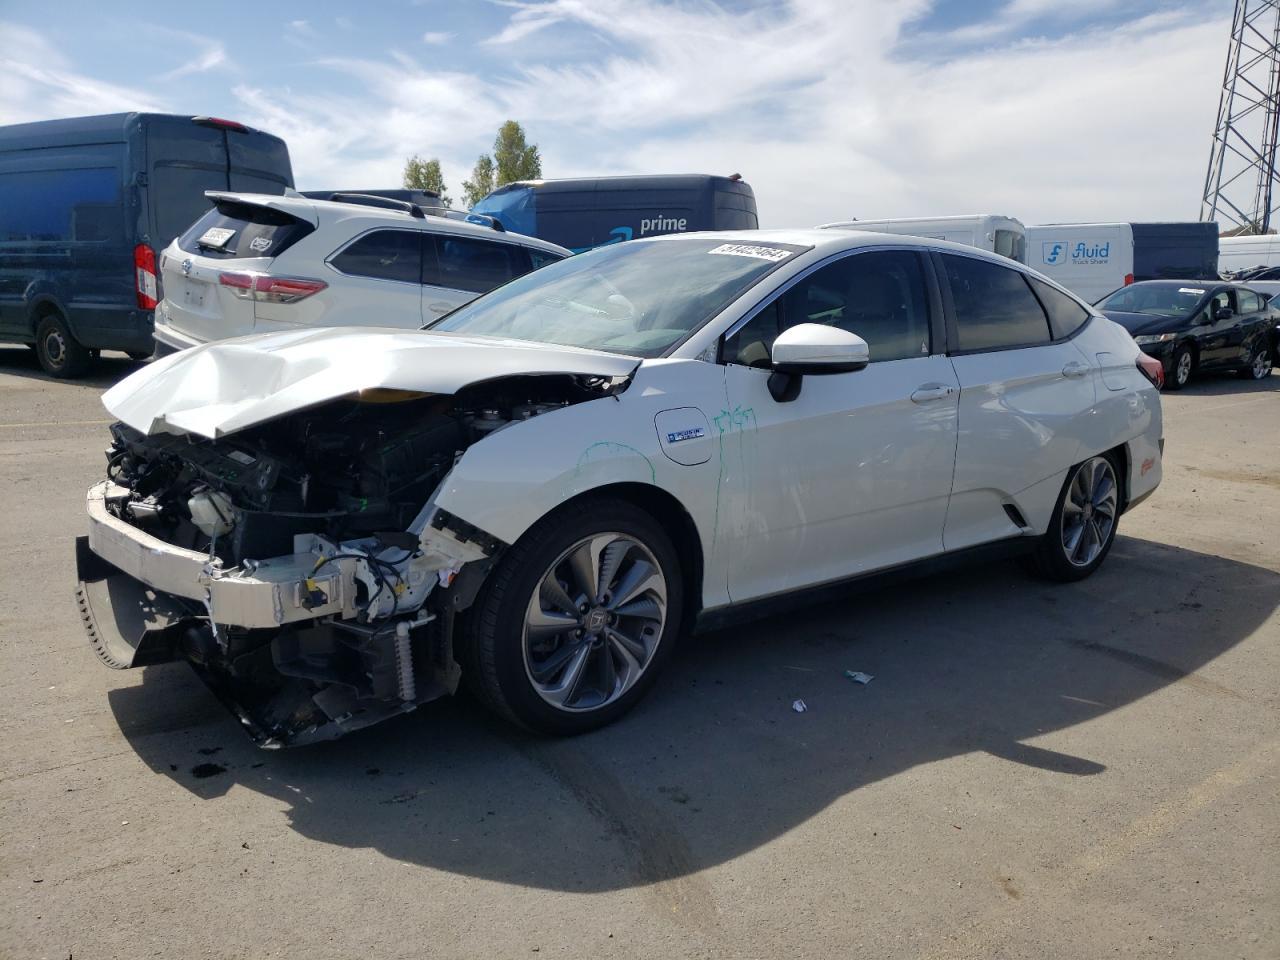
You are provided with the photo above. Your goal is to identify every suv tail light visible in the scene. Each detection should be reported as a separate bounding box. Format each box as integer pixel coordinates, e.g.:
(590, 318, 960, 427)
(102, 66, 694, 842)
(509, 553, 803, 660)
(1136, 352, 1164, 389)
(134, 243, 159, 310)
(219, 272, 327, 304)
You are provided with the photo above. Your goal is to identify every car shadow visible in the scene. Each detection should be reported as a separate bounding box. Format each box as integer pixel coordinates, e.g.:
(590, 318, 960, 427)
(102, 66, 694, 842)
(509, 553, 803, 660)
(107, 536, 1277, 893)
(1175, 368, 1278, 396)
(0, 345, 145, 388)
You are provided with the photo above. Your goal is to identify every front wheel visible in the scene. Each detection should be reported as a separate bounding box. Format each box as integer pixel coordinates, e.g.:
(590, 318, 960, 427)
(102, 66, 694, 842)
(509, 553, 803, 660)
(1031, 454, 1121, 582)
(462, 499, 683, 734)
(1166, 345, 1193, 390)
(1240, 342, 1274, 380)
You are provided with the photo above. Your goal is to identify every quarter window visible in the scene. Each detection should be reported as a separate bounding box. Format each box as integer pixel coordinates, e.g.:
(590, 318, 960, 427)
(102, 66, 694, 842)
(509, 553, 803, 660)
(430, 235, 527, 294)
(329, 230, 421, 283)
(943, 254, 1051, 351)
(724, 249, 932, 366)
(528, 249, 564, 271)
(1028, 276, 1091, 340)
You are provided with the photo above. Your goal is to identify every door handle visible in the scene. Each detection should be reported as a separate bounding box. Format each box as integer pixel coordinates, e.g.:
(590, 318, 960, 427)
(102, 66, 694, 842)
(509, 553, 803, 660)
(911, 383, 954, 403)
(427, 301, 453, 314)
(1062, 361, 1089, 379)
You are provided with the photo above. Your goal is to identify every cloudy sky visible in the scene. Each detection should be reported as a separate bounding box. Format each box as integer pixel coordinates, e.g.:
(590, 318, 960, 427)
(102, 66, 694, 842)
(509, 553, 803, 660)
(0, 0, 1229, 227)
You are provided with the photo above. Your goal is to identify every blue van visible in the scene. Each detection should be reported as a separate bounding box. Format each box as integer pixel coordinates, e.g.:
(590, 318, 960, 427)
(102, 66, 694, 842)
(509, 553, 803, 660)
(471, 174, 759, 252)
(0, 113, 293, 377)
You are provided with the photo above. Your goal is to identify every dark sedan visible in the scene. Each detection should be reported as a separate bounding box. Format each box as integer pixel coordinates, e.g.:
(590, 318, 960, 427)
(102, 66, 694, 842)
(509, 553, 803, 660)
(1097, 280, 1275, 389)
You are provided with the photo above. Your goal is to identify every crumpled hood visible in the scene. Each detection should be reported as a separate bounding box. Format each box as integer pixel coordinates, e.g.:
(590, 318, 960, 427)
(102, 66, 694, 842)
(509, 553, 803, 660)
(103, 326, 640, 438)
(1101, 310, 1187, 336)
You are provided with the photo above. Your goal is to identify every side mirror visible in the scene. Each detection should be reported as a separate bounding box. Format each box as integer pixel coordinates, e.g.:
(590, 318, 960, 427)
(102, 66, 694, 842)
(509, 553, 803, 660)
(1214, 306, 1234, 321)
(767, 323, 869, 402)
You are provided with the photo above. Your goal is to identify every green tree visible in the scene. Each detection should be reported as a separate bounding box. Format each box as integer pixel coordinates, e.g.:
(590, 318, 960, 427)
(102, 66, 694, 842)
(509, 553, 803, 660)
(402, 154, 451, 206)
(492, 120, 542, 187)
(461, 153, 495, 209)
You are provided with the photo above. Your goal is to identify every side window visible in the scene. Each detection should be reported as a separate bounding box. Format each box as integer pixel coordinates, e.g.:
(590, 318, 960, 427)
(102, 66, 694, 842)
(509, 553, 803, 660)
(329, 230, 421, 283)
(528, 249, 564, 271)
(430, 235, 525, 294)
(722, 300, 781, 368)
(942, 254, 1051, 351)
(1028, 276, 1091, 340)
(1235, 289, 1261, 314)
(722, 250, 931, 365)
(1211, 290, 1232, 317)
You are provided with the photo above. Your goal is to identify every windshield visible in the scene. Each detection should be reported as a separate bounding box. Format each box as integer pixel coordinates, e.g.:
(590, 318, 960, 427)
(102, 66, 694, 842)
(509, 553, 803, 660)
(1097, 284, 1208, 317)
(428, 237, 810, 357)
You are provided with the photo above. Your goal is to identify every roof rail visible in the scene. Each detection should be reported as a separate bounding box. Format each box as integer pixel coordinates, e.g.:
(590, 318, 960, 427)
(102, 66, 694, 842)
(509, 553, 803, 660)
(327, 192, 426, 219)
(419, 206, 507, 232)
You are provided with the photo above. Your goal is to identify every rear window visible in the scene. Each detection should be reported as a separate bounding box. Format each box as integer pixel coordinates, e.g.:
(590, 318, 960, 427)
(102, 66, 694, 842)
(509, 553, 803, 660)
(177, 200, 314, 260)
(1028, 276, 1091, 339)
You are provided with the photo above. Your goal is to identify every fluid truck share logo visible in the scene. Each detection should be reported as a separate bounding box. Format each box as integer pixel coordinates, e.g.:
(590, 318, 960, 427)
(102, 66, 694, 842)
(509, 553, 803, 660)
(1042, 240, 1110, 266)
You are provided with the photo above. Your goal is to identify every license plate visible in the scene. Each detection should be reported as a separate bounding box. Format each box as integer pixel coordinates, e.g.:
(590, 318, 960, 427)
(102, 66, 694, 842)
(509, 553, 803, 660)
(198, 226, 236, 250)
(183, 281, 206, 308)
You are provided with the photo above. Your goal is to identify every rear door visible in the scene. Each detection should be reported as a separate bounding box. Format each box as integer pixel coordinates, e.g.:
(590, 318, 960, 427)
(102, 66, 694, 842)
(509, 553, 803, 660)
(319, 228, 424, 329)
(939, 252, 1097, 551)
(145, 118, 231, 251)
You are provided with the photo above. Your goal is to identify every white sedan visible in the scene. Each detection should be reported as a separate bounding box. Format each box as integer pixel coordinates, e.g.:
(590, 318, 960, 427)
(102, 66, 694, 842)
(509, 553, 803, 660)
(76, 229, 1163, 746)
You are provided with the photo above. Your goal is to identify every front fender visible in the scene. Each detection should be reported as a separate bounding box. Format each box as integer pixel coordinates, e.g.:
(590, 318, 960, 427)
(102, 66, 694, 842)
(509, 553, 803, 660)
(430, 359, 731, 606)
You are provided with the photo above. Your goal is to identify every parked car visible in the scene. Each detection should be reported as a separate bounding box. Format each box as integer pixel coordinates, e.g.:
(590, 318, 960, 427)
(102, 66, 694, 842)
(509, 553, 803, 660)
(1242, 280, 1280, 362)
(1096, 280, 1275, 388)
(818, 215, 1026, 262)
(1024, 222, 1219, 304)
(471, 174, 758, 252)
(76, 230, 1163, 747)
(0, 113, 293, 377)
(152, 192, 570, 353)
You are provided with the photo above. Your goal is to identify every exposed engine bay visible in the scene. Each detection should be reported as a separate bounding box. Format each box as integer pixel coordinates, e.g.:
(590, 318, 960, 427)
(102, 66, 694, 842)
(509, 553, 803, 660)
(76, 374, 622, 747)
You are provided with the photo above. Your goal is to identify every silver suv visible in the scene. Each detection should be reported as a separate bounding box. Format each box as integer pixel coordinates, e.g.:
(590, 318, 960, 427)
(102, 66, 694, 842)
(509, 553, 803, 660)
(153, 192, 570, 353)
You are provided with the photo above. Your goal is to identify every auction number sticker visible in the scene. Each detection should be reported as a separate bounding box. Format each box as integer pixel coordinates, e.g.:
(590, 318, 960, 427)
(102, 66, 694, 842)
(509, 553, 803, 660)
(199, 227, 236, 249)
(708, 243, 791, 262)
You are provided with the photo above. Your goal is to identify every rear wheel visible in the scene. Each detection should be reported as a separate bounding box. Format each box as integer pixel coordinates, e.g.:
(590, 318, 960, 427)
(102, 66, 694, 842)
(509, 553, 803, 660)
(462, 499, 682, 734)
(1031, 454, 1121, 582)
(1240, 342, 1273, 380)
(1166, 345, 1193, 390)
(34, 313, 93, 378)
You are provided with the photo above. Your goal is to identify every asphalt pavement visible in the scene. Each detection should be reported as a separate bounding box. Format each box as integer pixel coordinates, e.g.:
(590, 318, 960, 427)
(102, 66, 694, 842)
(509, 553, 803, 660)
(1, 345, 1276, 959)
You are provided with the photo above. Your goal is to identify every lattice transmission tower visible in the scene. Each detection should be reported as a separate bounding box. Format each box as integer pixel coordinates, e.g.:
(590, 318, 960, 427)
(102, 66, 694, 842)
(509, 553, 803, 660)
(1201, 0, 1280, 234)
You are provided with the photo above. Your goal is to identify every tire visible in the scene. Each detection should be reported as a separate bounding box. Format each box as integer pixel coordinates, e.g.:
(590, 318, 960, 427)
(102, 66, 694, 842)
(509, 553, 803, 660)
(1165, 344, 1193, 390)
(34, 313, 93, 378)
(1030, 453, 1121, 582)
(1239, 341, 1274, 380)
(462, 498, 683, 735)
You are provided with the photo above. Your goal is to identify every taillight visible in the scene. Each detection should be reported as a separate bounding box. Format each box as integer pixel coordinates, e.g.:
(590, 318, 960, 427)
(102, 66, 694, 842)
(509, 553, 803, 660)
(219, 272, 327, 304)
(1124, 273, 1135, 286)
(134, 243, 158, 310)
(1136, 352, 1164, 389)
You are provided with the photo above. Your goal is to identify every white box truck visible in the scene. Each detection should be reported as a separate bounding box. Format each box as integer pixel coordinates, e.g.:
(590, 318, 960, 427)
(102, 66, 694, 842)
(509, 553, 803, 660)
(1024, 222, 1218, 303)
(1218, 234, 1280, 277)
(817, 214, 1026, 262)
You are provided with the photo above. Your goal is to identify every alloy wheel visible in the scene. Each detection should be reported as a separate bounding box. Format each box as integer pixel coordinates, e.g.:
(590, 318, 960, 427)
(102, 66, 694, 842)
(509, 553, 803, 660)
(522, 533, 667, 712)
(1252, 346, 1273, 379)
(1060, 457, 1118, 568)
(1175, 350, 1193, 386)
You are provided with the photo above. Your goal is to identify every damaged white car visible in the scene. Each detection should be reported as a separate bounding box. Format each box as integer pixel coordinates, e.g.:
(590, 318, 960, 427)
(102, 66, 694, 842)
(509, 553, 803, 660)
(76, 230, 1163, 746)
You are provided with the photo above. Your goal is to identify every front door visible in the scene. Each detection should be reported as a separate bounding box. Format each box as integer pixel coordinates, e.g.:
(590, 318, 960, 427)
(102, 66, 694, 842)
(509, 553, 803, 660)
(716, 248, 959, 603)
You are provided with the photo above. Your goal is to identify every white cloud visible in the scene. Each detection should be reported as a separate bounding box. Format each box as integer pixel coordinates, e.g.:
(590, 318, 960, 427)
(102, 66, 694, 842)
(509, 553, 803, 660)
(157, 37, 229, 82)
(0, 21, 165, 125)
(421, 30, 454, 44)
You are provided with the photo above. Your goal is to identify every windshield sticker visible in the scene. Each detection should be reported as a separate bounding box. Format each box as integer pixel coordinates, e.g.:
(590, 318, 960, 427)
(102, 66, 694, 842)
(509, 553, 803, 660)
(1178, 288, 1206, 295)
(199, 227, 236, 249)
(248, 236, 273, 253)
(708, 243, 792, 262)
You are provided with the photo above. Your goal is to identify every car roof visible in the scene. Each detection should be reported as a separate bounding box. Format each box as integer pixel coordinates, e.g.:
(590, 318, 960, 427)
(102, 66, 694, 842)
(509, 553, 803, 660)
(632, 227, 1026, 265)
(206, 191, 572, 256)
